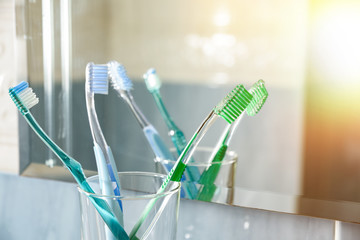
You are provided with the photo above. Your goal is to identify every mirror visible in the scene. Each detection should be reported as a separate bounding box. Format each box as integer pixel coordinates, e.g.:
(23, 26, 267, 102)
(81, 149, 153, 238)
(17, 0, 360, 223)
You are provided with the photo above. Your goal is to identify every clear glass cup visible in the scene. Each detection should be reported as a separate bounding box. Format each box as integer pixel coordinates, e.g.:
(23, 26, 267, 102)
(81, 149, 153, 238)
(78, 171, 181, 240)
(155, 146, 237, 204)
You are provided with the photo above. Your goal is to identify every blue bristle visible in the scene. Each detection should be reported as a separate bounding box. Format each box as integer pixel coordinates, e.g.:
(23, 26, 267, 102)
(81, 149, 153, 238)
(87, 63, 109, 95)
(9, 81, 39, 114)
(108, 61, 133, 91)
(12, 81, 28, 94)
(116, 64, 133, 90)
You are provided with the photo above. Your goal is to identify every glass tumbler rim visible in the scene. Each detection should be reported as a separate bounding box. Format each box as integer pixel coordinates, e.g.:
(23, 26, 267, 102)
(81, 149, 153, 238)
(155, 146, 238, 167)
(77, 171, 181, 200)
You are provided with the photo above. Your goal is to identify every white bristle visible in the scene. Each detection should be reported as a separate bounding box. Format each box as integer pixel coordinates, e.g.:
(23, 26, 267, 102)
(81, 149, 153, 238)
(108, 61, 133, 91)
(18, 87, 39, 109)
(144, 69, 161, 92)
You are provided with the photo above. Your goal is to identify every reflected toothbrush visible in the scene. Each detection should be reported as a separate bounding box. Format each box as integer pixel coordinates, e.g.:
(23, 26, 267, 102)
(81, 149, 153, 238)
(129, 84, 253, 239)
(142, 69, 191, 155)
(9, 81, 129, 239)
(143, 68, 199, 199)
(197, 80, 268, 201)
(108, 62, 175, 171)
(85, 63, 124, 231)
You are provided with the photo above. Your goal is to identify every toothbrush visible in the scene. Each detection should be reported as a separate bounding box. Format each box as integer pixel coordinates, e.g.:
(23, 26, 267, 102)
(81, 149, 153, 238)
(107, 62, 184, 187)
(197, 80, 268, 202)
(143, 68, 199, 199)
(9, 81, 129, 240)
(108, 61, 173, 162)
(85, 63, 124, 231)
(128, 84, 253, 239)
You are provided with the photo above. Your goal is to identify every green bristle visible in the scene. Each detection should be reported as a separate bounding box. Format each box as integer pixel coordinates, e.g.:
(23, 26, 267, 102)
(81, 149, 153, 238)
(246, 80, 268, 116)
(214, 84, 253, 124)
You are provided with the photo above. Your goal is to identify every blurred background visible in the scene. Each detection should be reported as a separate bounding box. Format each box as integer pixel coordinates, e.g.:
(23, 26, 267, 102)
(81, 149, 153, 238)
(1, 0, 360, 238)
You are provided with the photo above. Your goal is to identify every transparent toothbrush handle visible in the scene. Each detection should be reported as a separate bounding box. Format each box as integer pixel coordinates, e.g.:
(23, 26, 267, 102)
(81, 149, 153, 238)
(93, 144, 124, 227)
(129, 168, 174, 239)
(171, 129, 201, 178)
(168, 129, 198, 198)
(106, 146, 122, 210)
(81, 181, 129, 240)
(143, 125, 174, 162)
(130, 112, 218, 238)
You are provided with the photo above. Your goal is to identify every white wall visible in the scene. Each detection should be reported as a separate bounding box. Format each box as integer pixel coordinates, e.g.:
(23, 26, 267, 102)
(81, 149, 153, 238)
(0, 0, 19, 174)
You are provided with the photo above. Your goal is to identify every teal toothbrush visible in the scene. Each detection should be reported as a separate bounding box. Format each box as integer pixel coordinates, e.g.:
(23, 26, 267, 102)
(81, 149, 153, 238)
(128, 84, 253, 239)
(9, 81, 129, 240)
(197, 80, 268, 202)
(85, 63, 124, 235)
(143, 68, 199, 199)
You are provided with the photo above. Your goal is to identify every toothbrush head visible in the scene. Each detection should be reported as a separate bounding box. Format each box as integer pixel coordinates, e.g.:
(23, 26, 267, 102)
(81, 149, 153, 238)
(85, 62, 109, 95)
(143, 68, 162, 93)
(214, 84, 253, 124)
(9, 81, 39, 114)
(246, 80, 268, 116)
(108, 61, 133, 92)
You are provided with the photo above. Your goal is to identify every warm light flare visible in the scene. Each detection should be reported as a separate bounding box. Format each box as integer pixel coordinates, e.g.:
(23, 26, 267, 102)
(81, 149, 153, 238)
(312, 4, 360, 84)
(213, 9, 230, 27)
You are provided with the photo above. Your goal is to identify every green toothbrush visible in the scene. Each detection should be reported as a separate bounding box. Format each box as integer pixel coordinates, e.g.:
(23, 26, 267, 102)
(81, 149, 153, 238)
(197, 80, 268, 202)
(129, 84, 253, 239)
(143, 68, 199, 199)
(9, 81, 129, 240)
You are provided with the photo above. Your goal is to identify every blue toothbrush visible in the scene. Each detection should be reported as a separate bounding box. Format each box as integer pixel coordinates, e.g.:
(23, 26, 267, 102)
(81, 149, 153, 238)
(85, 63, 124, 235)
(107, 62, 175, 172)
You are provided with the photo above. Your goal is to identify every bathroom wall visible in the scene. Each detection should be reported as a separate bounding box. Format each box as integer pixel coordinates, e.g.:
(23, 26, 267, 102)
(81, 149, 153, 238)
(0, 0, 19, 173)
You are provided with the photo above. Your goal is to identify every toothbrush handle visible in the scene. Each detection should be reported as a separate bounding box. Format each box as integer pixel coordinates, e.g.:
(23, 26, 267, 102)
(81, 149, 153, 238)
(143, 125, 201, 199)
(143, 125, 174, 166)
(169, 127, 187, 153)
(80, 181, 129, 240)
(93, 144, 124, 226)
(128, 174, 172, 239)
(151, 91, 200, 198)
(142, 124, 196, 199)
(24, 114, 128, 239)
(197, 144, 228, 201)
(130, 112, 218, 238)
(106, 146, 122, 209)
(171, 128, 201, 179)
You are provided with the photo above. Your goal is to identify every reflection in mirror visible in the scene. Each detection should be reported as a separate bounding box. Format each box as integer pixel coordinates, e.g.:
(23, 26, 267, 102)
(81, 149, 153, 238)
(16, 0, 360, 224)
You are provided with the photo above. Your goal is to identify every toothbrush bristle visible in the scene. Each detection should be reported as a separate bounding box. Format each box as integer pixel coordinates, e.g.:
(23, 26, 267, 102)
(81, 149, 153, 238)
(86, 62, 109, 95)
(246, 80, 268, 116)
(108, 61, 133, 91)
(143, 68, 161, 92)
(9, 81, 39, 113)
(214, 84, 253, 124)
